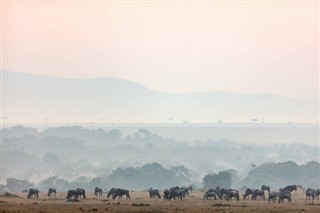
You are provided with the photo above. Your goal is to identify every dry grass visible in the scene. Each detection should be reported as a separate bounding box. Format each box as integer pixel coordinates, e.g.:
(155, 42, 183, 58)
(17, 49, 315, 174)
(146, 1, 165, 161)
(0, 191, 319, 213)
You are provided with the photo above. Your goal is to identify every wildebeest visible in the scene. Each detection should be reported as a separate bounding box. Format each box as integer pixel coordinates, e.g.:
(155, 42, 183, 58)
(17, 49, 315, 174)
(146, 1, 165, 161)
(107, 188, 130, 200)
(76, 188, 86, 199)
(219, 188, 239, 201)
(94, 187, 103, 196)
(219, 188, 229, 199)
(306, 188, 316, 201)
(66, 190, 79, 200)
(47, 188, 56, 197)
(149, 188, 161, 199)
(243, 188, 255, 200)
(252, 189, 265, 200)
(316, 189, 320, 199)
(112, 188, 130, 200)
(169, 187, 184, 200)
(268, 192, 277, 203)
(278, 191, 292, 203)
(280, 185, 297, 194)
(27, 188, 39, 199)
(261, 185, 270, 193)
(203, 191, 218, 200)
(227, 189, 240, 201)
(107, 188, 118, 198)
(180, 187, 189, 198)
(163, 189, 170, 200)
(66, 188, 86, 200)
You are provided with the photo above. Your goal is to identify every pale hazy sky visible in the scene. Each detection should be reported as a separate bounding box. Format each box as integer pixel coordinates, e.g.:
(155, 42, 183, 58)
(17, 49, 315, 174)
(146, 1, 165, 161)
(2, 0, 319, 100)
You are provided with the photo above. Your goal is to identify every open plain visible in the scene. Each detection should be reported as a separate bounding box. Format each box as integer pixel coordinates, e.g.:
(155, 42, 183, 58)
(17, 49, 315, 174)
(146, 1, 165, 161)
(1, 191, 320, 213)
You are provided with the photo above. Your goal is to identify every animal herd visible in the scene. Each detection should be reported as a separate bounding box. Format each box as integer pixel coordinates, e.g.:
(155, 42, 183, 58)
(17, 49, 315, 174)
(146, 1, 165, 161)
(24, 184, 320, 204)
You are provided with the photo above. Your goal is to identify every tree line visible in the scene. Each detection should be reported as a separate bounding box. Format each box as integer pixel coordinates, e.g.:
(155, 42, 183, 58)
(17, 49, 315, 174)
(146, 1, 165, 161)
(1, 161, 319, 192)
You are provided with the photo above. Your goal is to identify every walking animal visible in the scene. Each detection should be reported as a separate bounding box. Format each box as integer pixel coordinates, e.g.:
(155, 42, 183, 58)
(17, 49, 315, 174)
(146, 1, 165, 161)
(149, 188, 161, 199)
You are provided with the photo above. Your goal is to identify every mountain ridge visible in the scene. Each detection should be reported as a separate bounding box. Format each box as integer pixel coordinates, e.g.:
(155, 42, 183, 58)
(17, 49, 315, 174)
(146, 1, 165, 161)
(2, 70, 317, 123)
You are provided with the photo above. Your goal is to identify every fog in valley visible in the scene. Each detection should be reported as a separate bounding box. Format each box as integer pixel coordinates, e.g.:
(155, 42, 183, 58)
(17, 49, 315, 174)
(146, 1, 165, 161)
(1, 123, 319, 192)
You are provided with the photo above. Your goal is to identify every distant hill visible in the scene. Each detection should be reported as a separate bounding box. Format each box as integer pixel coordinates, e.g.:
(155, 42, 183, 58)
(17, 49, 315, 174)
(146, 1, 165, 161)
(2, 70, 317, 123)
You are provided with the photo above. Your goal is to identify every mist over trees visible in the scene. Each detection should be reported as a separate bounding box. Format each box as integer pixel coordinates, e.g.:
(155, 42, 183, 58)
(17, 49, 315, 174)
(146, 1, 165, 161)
(1, 125, 320, 192)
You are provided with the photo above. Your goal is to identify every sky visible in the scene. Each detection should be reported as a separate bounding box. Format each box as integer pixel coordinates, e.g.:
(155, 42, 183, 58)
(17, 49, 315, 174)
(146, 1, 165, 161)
(1, 0, 319, 100)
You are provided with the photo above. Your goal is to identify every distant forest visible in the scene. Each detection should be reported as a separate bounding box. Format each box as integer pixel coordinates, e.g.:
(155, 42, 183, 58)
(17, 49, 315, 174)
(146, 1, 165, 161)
(1, 161, 319, 192)
(1, 125, 320, 192)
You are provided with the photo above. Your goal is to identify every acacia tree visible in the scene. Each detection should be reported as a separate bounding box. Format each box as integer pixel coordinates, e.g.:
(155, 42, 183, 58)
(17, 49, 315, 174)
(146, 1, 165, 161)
(202, 171, 232, 189)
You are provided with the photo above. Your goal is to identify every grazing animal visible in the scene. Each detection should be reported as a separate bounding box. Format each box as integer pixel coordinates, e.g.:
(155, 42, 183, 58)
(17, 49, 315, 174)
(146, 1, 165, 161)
(94, 187, 103, 196)
(66, 188, 86, 200)
(66, 190, 79, 200)
(243, 188, 255, 200)
(163, 189, 170, 200)
(227, 189, 240, 201)
(219, 188, 229, 199)
(47, 188, 56, 197)
(112, 188, 130, 200)
(27, 188, 39, 199)
(107, 188, 118, 198)
(280, 185, 297, 194)
(107, 188, 130, 199)
(203, 191, 218, 200)
(316, 189, 320, 199)
(268, 192, 277, 203)
(219, 188, 239, 201)
(169, 187, 184, 200)
(149, 188, 161, 199)
(252, 189, 265, 200)
(278, 191, 292, 203)
(76, 188, 86, 199)
(306, 188, 316, 201)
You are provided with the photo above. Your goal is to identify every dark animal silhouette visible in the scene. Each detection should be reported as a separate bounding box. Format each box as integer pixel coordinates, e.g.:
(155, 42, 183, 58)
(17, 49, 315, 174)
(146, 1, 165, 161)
(107, 188, 130, 199)
(316, 189, 320, 199)
(268, 192, 277, 203)
(66, 188, 86, 200)
(169, 187, 184, 200)
(112, 188, 130, 200)
(149, 188, 161, 199)
(180, 187, 189, 198)
(163, 189, 170, 200)
(252, 189, 265, 200)
(47, 188, 56, 197)
(243, 188, 255, 200)
(306, 188, 316, 201)
(280, 185, 297, 194)
(278, 191, 292, 203)
(219, 188, 239, 201)
(66, 190, 78, 200)
(76, 188, 86, 199)
(219, 188, 229, 199)
(27, 188, 39, 199)
(107, 188, 118, 198)
(203, 191, 218, 200)
(94, 187, 102, 196)
(227, 189, 240, 201)
(261, 185, 270, 193)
